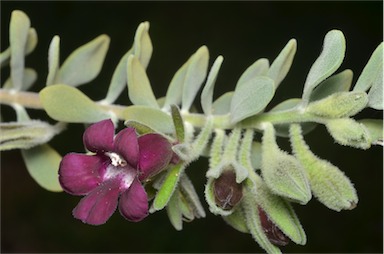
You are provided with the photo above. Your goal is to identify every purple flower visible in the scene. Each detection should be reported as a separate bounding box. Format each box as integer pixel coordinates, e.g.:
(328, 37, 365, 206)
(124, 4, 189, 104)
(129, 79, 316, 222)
(59, 119, 174, 225)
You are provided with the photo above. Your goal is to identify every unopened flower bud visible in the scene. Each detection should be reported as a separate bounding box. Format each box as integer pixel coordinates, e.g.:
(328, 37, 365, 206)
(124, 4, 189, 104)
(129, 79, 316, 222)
(258, 207, 290, 246)
(213, 170, 243, 210)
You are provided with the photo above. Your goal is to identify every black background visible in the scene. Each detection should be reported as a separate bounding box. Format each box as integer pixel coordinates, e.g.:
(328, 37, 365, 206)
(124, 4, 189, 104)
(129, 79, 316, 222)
(1, 1, 383, 253)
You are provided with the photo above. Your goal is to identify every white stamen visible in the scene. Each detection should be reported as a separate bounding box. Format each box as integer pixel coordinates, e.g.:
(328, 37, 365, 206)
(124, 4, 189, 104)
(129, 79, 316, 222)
(105, 152, 127, 167)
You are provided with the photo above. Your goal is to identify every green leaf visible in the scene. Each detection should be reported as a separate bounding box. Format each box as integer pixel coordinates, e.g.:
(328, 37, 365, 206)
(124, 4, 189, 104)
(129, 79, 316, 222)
(0, 120, 65, 151)
(9, 10, 31, 90)
(310, 69, 353, 102)
(261, 123, 311, 204)
(269, 98, 317, 137)
(179, 174, 206, 219)
(56, 35, 110, 86)
(212, 91, 233, 115)
(359, 119, 383, 146)
(124, 120, 156, 135)
(3, 68, 37, 90)
(290, 124, 358, 211)
(325, 118, 371, 149)
(237, 58, 269, 89)
(132, 21, 153, 69)
(201, 56, 223, 115)
(123, 105, 174, 134)
(353, 42, 383, 92)
(46, 36, 60, 86)
(181, 46, 209, 111)
(171, 105, 185, 142)
(40, 84, 111, 123)
(230, 76, 275, 124)
(268, 39, 297, 88)
(166, 189, 183, 230)
(21, 144, 63, 192)
(153, 163, 185, 210)
(127, 55, 158, 108)
(306, 91, 368, 118)
(1, 27, 37, 68)
(302, 30, 346, 102)
(367, 66, 383, 109)
(250, 141, 262, 170)
(103, 50, 132, 104)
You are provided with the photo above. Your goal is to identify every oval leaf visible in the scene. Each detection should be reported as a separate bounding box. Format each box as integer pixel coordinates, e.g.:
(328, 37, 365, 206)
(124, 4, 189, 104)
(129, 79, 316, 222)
(56, 35, 110, 86)
(212, 92, 233, 115)
(237, 58, 269, 89)
(302, 30, 346, 101)
(127, 55, 158, 108)
(40, 84, 111, 123)
(230, 76, 275, 124)
(123, 105, 174, 134)
(21, 144, 63, 192)
(367, 66, 383, 109)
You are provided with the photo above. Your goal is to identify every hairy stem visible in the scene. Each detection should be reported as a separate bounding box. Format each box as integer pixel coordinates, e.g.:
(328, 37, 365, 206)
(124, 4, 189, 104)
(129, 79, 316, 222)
(1, 89, 327, 129)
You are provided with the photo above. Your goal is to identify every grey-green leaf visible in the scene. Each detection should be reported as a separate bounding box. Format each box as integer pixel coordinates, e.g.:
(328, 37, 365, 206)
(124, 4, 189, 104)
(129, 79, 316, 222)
(302, 30, 346, 102)
(3, 68, 37, 90)
(46, 35, 60, 86)
(133, 21, 153, 69)
(103, 50, 132, 104)
(181, 46, 209, 111)
(56, 35, 110, 86)
(21, 144, 63, 192)
(268, 39, 297, 88)
(10, 10, 31, 90)
(237, 58, 269, 88)
(40, 84, 111, 123)
(353, 42, 383, 92)
(212, 91, 233, 115)
(127, 55, 158, 108)
(367, 65, 383, 109)
(123, 105, 174, 134)
(230, 76, 275, 124)
(310, 69, 353, 102)
(201, 56, 223, 115)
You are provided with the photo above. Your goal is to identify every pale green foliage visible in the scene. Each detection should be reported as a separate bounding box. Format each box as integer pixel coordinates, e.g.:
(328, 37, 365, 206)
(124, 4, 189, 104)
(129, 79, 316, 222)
(1, 10, 383, 254)
(302, 30, 346, 102)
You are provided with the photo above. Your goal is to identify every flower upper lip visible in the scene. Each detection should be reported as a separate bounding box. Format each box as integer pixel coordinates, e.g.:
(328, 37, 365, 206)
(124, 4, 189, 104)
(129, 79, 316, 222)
(59, 119, 174, 225)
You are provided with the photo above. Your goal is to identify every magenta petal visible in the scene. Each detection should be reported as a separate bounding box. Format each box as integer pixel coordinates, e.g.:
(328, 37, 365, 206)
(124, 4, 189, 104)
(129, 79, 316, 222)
(119, 178, 148, 222)
(83, 119, 115, 153)
(114, 127, 139, 167)
(72, 179, 120, 225)
(59, 153, 107, 195)
(138, 133, 173, 180)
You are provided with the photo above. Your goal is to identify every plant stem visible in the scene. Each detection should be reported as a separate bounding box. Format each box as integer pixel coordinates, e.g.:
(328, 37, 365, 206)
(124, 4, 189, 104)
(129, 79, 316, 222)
(0, 89, 326, 129)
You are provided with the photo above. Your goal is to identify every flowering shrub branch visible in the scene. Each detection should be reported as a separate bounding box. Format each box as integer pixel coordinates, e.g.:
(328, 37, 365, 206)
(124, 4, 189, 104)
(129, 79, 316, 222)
(1, 10, 383, 253)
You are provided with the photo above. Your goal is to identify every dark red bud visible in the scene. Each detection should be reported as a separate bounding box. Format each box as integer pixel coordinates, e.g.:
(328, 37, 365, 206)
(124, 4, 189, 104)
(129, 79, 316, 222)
(258, 207, 290, 246)
(213, 170, 243, 210)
